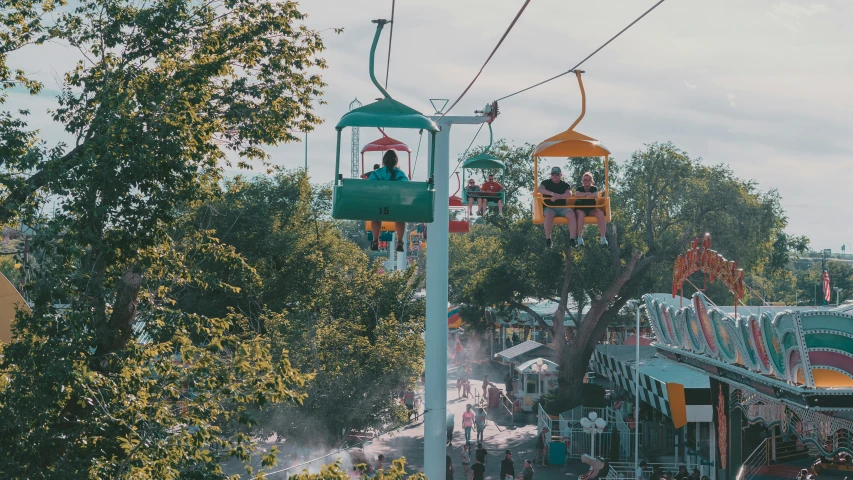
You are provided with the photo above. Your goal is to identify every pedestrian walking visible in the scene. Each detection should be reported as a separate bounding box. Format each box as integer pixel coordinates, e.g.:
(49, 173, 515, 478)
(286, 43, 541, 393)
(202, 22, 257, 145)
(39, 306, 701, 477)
(474, 407, 487, 442)
(471, 457, 486, 480)
(475, 442, 487, 464)
(504, 372, 513, 396)
(457, 376, 463, 399)
(523, 459, 535, 480)
(461, 443, 471, 478)
(500, 449, 515, 480)
(482, 374, 489, 395)
(535, 426, 549, 466)
(463, 378, 471, 398)
(447, 455, 454, 480)
(636, 460, 647, 480)
(462, 404, 475, 444)
(447, 412, 456, 446)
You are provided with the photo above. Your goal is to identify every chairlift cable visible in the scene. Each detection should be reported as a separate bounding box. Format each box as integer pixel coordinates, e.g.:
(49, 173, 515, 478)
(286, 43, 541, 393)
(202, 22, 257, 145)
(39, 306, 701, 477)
(385, 0, 396, 89)
(495, 0, 667, 102)
(449, 122, 485, 178)
(439, 0, 532, 118)
(411, 129, 424, 176)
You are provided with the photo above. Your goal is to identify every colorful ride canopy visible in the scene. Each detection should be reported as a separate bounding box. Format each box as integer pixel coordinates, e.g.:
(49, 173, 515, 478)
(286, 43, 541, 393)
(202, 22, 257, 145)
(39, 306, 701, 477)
(644, 292, 853, 389)
(531, 71, 611, 226)
(331, 19, 437, 223)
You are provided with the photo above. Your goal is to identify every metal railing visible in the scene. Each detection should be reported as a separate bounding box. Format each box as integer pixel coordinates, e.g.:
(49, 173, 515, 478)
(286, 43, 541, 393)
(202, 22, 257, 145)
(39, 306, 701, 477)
(610, 462, 683, 479)
(736, 438, 769, 480)
(612, 410, 633, 460)
(499, 390, 514, 420)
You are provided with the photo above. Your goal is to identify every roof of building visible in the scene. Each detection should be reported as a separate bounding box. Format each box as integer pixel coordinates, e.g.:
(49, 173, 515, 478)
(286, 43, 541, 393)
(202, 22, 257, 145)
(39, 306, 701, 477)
(596, 345, 709, 389)
(496, 340, 555, 362)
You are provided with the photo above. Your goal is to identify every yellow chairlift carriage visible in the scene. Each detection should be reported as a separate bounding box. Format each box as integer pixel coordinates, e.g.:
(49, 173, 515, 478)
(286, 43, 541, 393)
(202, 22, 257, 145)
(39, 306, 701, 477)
(532, 71, 611, 225)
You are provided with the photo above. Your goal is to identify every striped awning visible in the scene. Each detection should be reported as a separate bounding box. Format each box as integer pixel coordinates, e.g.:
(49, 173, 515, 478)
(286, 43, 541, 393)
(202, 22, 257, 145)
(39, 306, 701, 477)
(593, 346, 712, 427)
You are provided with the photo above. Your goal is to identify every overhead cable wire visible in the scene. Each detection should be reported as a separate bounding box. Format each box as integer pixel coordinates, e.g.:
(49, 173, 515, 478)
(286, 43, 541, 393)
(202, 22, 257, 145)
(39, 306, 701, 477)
(449, 122, 485, 178)
(385, 0, 396, 88)
(439, 0, 532, 118)
(411, 129, 424, 176)
(496, 0, 667, 101)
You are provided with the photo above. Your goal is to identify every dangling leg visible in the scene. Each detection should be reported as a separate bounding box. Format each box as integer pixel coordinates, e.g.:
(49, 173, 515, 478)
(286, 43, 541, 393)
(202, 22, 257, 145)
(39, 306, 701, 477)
(593, 209, 608, 245)
(467, 196, 475, 216)
(394, 222, 405, 252)
(370, 221, 381, 250)
(575, 210, 587, 246)
(498, 199, 503, 215)
(478, 198, 486, 216)
(544, 209, 556, 248)
(566, 209, 578, 246)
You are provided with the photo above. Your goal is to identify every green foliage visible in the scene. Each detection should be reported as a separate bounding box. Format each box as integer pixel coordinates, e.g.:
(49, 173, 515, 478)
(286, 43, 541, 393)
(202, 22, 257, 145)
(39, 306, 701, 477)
(0, 0, 349, 476)
(450, 140, 792, 405)
(180, 173, 425, 444)
(794, 260, 853, 306)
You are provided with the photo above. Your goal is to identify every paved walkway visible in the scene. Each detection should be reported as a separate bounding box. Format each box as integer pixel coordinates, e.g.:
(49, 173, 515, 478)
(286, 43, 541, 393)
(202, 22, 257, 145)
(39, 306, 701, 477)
(225, 359, 589, 479)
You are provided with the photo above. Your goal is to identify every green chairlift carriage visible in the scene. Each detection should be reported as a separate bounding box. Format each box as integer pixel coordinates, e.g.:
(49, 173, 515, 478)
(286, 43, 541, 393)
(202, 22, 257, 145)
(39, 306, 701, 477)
(332, 19, 438, 223)
(460, 123, 506, 213)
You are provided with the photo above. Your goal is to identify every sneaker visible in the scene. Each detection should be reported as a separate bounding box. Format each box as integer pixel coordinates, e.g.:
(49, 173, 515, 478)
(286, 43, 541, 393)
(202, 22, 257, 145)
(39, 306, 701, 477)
(569, 238, 577, 248)
(371, 241, 379, 251)
(600, 236, 608, 246)
(545, 238, 552, 248)
(577, 237, 585, 247)
(396, 241, 404, 252)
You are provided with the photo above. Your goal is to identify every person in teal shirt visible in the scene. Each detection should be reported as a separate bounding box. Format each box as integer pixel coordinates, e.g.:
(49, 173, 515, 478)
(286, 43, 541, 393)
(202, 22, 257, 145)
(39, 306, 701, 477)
(368, 150, 409, 252)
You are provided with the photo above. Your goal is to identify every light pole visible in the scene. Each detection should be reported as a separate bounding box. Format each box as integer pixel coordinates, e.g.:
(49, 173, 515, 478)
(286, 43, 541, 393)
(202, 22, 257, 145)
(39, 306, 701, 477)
(580, 411, 607, 457)
(626, 300, 643, 473)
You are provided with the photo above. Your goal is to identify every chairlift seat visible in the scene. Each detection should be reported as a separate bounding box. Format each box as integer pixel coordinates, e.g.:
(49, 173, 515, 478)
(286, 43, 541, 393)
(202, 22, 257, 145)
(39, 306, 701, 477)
(334, 178, 435, 222)
(531, 192, 611, 225)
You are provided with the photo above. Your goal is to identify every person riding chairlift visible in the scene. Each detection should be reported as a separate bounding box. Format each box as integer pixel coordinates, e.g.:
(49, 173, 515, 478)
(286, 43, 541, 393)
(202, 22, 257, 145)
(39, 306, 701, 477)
(368, 150, 407, 252)
(479, 173, 503, 215)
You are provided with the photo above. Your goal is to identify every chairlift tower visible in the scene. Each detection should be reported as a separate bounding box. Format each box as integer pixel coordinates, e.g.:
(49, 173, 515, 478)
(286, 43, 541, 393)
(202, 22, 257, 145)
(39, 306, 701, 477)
(349, 98, 363, 179)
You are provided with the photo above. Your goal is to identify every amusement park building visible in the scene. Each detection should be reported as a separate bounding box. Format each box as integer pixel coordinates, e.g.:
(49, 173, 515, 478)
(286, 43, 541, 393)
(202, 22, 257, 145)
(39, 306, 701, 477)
(594, 291, 853, 480)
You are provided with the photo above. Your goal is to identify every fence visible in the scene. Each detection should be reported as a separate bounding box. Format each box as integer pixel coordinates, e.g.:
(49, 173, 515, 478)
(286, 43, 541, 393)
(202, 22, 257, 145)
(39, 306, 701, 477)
(735, 439, 769, 480)
(612, 410, 633, 460)
(610, 462, 683, 480)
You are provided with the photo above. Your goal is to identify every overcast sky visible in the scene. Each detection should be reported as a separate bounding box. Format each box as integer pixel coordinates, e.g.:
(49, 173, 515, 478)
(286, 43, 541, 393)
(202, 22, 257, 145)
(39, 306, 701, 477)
(7, 0, 853, 252)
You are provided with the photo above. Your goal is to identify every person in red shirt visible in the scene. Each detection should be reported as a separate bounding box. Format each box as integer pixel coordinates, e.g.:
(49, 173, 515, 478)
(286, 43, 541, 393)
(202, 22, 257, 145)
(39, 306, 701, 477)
(479, 174, 503, 215)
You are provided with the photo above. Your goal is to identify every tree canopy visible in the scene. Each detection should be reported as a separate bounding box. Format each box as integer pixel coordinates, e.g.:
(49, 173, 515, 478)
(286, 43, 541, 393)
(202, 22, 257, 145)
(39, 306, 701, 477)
(450, 141, 793, 408)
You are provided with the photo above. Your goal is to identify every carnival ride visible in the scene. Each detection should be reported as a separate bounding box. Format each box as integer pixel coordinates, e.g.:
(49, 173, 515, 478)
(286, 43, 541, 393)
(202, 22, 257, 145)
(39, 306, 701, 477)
(362, 130, 414, 235)
(531, 71, 611, 226)
(332, 20, 437, 224)
(460, 122, 505, 216)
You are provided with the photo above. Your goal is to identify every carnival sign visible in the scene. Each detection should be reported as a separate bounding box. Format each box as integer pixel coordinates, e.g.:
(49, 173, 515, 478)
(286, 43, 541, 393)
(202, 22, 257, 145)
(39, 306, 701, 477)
(672, 233, 744, 301)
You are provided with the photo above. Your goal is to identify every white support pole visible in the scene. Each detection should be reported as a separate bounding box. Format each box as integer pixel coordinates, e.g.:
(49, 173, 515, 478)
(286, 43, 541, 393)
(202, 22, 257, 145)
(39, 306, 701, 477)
(634, 304, 641, 471)
(423, 123, 451, 480)
(423, 114, 489, 480)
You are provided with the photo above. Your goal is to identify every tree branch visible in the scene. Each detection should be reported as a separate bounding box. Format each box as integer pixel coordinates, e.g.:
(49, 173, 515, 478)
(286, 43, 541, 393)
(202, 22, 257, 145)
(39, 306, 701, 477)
(509, 301, 552, 336)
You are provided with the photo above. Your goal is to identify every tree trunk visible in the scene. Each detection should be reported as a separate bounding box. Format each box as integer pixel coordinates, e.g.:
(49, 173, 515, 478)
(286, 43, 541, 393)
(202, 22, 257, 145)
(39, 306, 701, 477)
(557, 343, 589, 408)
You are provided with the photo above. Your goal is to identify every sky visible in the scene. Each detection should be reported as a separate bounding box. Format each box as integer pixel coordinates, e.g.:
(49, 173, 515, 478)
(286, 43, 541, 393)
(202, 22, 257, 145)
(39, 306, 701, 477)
(6, 0, 853, 252)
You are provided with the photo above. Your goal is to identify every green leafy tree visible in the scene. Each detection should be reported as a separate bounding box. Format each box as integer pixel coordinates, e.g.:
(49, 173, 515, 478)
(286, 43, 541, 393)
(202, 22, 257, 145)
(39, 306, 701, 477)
(0, 0, 332, 476)
(175, 173, 426, 445)
(451, 142, 789, 408)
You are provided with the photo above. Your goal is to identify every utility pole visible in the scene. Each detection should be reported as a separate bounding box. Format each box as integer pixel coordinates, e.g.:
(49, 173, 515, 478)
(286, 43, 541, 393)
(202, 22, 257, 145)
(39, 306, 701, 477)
(423, 109, 492, 480)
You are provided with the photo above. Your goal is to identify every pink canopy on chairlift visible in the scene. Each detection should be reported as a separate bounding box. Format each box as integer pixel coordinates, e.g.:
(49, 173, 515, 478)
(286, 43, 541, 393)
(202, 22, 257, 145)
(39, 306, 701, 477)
(361, 129, 413, 179)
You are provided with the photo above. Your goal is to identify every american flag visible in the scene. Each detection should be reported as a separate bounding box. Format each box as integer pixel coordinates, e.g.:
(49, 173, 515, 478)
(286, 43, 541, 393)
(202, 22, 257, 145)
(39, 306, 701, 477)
(823, 269, 831, 304)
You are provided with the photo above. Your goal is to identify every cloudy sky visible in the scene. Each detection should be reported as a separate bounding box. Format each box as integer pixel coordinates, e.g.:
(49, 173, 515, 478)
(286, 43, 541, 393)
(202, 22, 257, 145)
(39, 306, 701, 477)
(7, 0, 853, 252)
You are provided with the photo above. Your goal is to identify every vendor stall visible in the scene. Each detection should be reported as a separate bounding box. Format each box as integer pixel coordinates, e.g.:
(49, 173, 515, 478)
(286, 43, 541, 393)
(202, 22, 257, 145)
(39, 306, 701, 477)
(516, 357, 559, 412)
